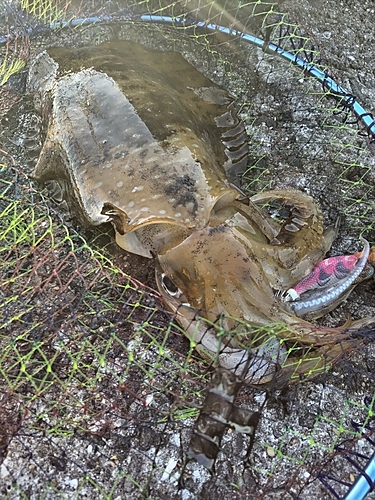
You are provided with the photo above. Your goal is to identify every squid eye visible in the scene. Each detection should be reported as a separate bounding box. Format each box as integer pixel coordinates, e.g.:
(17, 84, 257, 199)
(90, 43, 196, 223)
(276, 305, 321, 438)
(161, 274, 181, 297)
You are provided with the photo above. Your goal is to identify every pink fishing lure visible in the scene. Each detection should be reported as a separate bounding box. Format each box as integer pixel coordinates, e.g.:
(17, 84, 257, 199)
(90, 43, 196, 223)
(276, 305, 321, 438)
(285, 242, 371, 303)
(291, 254, 360, 299)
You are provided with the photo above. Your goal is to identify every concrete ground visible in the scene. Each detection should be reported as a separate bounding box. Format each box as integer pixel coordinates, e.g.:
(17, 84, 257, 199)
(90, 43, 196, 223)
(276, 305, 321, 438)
(1, 0, 375, 498)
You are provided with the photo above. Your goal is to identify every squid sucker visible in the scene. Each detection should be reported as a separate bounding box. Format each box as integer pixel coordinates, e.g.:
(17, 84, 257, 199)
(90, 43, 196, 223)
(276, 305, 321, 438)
(28, 39, 375, 388)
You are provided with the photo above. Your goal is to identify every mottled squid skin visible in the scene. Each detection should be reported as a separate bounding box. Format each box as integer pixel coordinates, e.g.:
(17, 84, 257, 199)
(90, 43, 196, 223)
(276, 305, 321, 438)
(28, 40, 374, 385)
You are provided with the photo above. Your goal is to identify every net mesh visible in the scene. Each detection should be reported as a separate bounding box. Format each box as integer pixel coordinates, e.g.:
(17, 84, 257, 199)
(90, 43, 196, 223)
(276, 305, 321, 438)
(1, 0, 375, 498)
